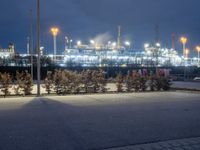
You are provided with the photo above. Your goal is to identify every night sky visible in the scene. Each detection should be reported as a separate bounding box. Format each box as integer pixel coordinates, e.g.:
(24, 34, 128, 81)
(0, 0, 200, 55)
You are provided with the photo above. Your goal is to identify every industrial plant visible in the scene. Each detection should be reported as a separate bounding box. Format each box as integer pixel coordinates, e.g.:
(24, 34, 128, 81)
(0, 26, 200, 68)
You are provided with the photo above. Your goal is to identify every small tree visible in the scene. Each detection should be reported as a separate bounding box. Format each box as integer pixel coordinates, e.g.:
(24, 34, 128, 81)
(116, 73, 124, 92)
(161, 77, 172, 91)
(154, 76, 163, 91)
(125, 71, 133, 92)
(81, 70, 93, 93)
(71, 71, 81, 94)
(91, 70, 99, 93)
(43, 71, 54, 94)
(23, 71, 33, 95)
(139, 76, 147, 91)
(98, 69, 107, 93)
(53, 69, 63, 94)
(132, 73, 140, 92)
(14, 71, 23, 95)
(60, 70, 70, 94)
(0, 72, 12, 97)
(14, 71, 33, 96)
(149, 75, 156, 91)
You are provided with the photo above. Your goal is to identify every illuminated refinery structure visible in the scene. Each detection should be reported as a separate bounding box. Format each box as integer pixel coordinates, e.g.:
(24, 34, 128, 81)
(0, 43, 15, 58)
(0, 27, 200, 68)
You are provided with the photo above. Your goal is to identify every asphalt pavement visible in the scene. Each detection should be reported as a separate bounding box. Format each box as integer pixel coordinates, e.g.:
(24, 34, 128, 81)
(0, 92, 200, 150)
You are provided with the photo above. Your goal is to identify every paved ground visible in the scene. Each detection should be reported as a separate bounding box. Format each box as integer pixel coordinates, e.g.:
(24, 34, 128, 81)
(104, 137, 200, 150)
(172, 81, 200, 90)
(0, 92, 200, 150)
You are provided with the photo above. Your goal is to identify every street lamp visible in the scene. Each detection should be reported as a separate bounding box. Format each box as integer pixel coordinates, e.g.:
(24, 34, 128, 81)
(69, 39, 73, 48)
(155, 42, 161, 47)
(196, 46, 200, 67)
(144, 43, 149, 49)
(50, 27, 59, 61)
(185, 48, 189, 59)
(107, 41, 111, 49)
(65, 36, 68, 51)
(125, 41, 131, 49)
(90, 40, 95, 44)
(112, 42, 116, 49)
(90, 40, 96, 49)
(180, 37, 187, 57)
(36, 0, 41, 96)
(77, 40, 82, 48)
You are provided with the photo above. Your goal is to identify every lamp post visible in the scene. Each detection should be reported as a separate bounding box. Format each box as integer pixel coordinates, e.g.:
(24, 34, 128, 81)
(77, 41, 81, 48)
(50, 27, 59, 61)
(65, 36, 68, 51)
(180, 37, 188, 81)
(180, 37, 187, 57)
(69, 39, 73, 48)
(36, 0, 41, 96)
(112, 42, 116, 49)
(185, 48, 189, 66)
(196, 46, 200, 67)
(29, 9, 33, 80)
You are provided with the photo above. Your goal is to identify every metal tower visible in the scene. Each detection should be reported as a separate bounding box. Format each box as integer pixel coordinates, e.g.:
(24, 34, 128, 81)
(117, 25, 121, 50)
(172, 33, 175, 50)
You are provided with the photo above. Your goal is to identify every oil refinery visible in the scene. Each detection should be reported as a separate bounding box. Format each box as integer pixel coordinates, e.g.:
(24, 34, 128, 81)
(0, 26, 200, 68)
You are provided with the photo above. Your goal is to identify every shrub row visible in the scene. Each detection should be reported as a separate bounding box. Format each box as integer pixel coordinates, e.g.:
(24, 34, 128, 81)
(116, 72, 171, 92)
(0, 69, 171, 97)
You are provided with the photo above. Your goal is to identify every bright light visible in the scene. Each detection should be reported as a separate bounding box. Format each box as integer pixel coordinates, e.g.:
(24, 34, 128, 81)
(77, 41, 81, 46)
(185, 48, 189, 55)
(90, 40, 95, 44)
(125, 41, 130, 46)
(144, 43, 149, 48)
(196, 46, 200, 52)
(156, 43, 161, 47)
(180, 37, 187, 44)
(50, 27, 59, 36)
(40, 46, 44, 50)
(70, 39, 73, 42)
(112, 42, 117, 47)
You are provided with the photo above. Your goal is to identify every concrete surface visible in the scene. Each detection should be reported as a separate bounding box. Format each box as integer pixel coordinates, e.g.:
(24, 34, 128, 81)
(105, 137, 200, 150)
(172, 81, 200, 90)
(0, 92, 200, 150)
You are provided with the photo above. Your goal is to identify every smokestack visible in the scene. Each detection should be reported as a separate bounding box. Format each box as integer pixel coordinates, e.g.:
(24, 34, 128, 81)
(27, 37, 30, 55)
(117, 25, 121, 50)
(155, 24, 160, 43)
(65, 36, 68, 50)
(172, 33, 175, 50)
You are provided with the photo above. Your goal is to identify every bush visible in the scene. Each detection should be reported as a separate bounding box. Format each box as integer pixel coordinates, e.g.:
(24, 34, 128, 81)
(161, 77, 172, 91)
(149, 75, 156, 91)
(132, 73, 140, 92)
(154, 76, 163, 91)
(98, 70, 107, 93)
(14, 70, 33, 96)
(116, 73, 124, 92)
(71, 71, 81, 94)
(139, 76, 147, 91)
(53, 70, 63, 94)
(43, 71, 54, 94)
(0, 72, 12, 97)
(125, 72, 133, 92)
(23, 71, 33, 95)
